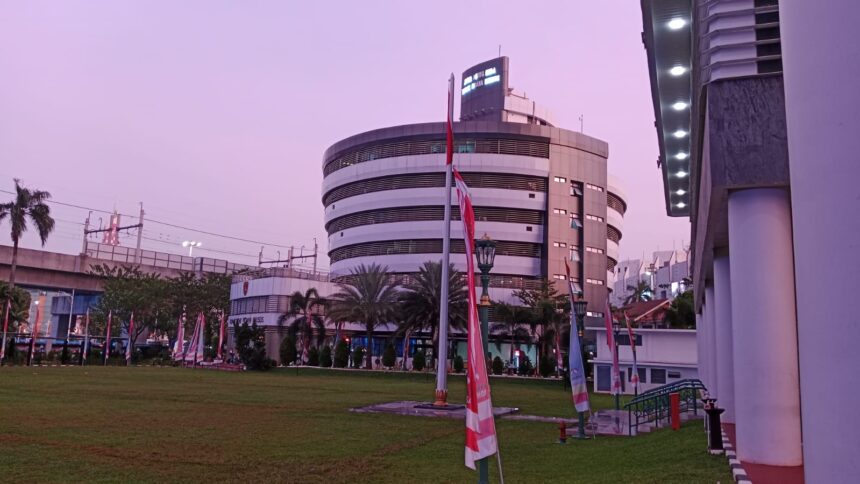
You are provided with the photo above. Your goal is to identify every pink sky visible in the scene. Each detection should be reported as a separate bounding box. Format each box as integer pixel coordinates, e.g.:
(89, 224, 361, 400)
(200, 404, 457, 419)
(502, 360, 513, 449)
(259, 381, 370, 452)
(0, 0, 689, 268)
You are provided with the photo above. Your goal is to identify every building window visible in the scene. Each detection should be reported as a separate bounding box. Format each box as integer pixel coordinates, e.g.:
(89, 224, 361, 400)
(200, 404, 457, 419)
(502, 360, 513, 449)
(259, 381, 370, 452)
(553, 274, 567, 281)
(586, 311, 603, 318)
(570, 182, 583, 197)
(597, 365, 610, 392)
(552, 241, 567, 248)
(554, 176, 567, 183)
(457, 140, 476, 153)
(570, 215, 582, 229)
(586, 214, 605, 222)
(570, 249, 580, 261)
(553, 208, 567, 215)
(616, 334, 642, 346)
(586, 183, 604, 192)
(629, 367, 647, 383)
(668, 371, 682, 379)
(651, 368, 667, 384)
(585, 246, 604, 254)
(586, 278, 604, 286)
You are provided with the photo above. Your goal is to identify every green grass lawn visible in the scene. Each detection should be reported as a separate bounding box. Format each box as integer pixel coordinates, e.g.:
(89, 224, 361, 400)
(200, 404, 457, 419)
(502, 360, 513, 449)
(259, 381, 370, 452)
(0, 367, 731, 483)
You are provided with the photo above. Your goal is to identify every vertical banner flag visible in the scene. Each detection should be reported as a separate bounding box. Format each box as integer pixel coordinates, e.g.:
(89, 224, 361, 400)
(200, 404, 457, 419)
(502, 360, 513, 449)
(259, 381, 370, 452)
(28, 305, 41, 364)
(184, 313, 201, 363)
(564, 259, 591, 413)
(604, 301, 621, 395)
(104, 311, 112, 365)
(192, 312, 205, 364)
(554, 334, 564, 373)
(217, 311, 225, 360)
(82, 309, 91, 364)
(0, 298, 10, 362)
(125, 312, 135, 364)
(624, 311, 639, 390)
(455, 169, 499, 469)
(173, 312, 186, 361)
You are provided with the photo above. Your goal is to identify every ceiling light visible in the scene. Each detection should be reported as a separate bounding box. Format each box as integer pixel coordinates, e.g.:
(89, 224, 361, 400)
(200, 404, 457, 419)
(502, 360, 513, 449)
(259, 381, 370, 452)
(673, 130, 688, 138)
(675, 152, 688, 160)
(675, 189, 687, 196)
(675, 171, 688, 178)
(672, 101, 688, 111)
(675, 202, 687, 208)
(668, 18, 687, 30)
(670, 66, 687, 76)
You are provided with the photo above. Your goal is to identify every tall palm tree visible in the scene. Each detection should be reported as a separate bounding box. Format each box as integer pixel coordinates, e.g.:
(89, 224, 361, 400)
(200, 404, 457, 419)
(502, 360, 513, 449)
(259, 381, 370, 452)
(625, 281, 653, 305)
(327, 263, 399, 369)
(491, 303, 533, 368)
(397, 261, 467, 368)
(0, 179, 55, 290)
(278, 288, 326, 364)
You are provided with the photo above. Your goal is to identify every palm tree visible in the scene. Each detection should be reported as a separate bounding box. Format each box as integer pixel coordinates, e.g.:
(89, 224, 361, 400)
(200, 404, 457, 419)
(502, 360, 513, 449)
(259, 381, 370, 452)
(327, 263, 399, 369)
(625, 280, 653, 305)
(278, 288, 326, 364)
(0, 179, 55, 290)
(397, 261, 467, 368)
(513, 279, 566, 367)
(491, 303, 533, 369)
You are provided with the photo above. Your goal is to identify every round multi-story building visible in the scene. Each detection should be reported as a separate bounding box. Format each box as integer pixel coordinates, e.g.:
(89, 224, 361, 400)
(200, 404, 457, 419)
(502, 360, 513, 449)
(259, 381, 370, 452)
(321, 57, 626, 320)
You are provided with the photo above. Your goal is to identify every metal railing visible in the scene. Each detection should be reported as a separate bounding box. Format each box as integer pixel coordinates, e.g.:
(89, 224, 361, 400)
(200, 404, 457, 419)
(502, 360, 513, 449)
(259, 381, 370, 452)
(623, 379, 707, 435)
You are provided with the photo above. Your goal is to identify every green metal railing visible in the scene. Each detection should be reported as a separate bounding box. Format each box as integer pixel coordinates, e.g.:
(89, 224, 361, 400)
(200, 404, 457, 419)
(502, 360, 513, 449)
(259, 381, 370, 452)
(623, 379, 707, 435)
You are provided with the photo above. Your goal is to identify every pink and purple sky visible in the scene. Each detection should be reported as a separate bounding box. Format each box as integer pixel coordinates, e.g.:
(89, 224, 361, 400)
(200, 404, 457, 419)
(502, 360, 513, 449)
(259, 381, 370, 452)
(0, 0, 689, 269)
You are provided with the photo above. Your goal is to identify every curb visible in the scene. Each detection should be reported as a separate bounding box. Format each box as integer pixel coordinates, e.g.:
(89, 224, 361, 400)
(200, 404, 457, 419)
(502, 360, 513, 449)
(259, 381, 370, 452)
(721, 428, 752, 483)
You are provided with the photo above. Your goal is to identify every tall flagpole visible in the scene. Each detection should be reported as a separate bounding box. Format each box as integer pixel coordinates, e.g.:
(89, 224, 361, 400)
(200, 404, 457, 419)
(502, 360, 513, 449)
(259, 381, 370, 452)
(435, 73, 455, 407)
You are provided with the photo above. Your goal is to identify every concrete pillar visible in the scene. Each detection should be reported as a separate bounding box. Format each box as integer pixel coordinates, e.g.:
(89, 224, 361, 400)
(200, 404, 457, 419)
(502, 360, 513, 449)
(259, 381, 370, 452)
(781, 1, 860, 480)
(728, 188, 802, 466)
(704, 284, 718, 399)
(713, 254, 734, 423)
(695, 312, 705, 385)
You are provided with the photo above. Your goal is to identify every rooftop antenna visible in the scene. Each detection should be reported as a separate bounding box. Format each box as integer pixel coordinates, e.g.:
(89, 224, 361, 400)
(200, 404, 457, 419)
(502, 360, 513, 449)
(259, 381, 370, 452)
(579, 115, 584, 133)
(498, 44, 501, 57)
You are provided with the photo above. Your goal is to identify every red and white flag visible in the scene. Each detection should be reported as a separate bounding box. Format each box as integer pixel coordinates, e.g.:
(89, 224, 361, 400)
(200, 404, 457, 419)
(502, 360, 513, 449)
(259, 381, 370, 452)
(455, 168, 498, 469)
(217, 311, 225, 360)
(82, 309, 90, 364)
(0, 298, 10, 362)
(624, 311, 640, 389)
(125, 312, 135, 364)
(191, 312, 205, 364)
(173, 312, 186, 360)
(104, 310, 112, 365)
(604, 300, 621, 395)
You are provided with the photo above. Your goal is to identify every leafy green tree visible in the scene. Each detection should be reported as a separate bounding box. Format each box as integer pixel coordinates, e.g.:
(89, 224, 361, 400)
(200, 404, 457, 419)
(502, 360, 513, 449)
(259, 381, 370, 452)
(0, 179, 55, 290)
(327, 263, 399, 369)
(333, 340, 349, 368)
(234, 321, 272, 371)
(492, 356, 504, 375)
(350, 346, 365, 369)
(279, 335, 297, 366)
(513, 279, 567, 366)
(453, 354, 464, 373)
(0, 281, 32, 335)
(320, 345, 333, 367)
(491, 303, 533, 367)
(412, 350, 426, 371)
(538, 354, 555, 377)
(381, 343, 396, 368)
(278, 288, 326, 365)
(308, 346, 320, 366)
(396, 261, 467, 369)
(625, 281, 654, 305)
(664, 290, 695, 329)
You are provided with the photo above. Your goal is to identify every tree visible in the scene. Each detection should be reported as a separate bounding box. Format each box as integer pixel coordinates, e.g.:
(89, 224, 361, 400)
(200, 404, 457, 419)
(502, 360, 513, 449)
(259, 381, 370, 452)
(513, 279, 567, 368)
(412, 350, 426, 371)
(234, 321, 272, 371)
(320, 345, 333, 368)
(491, 303, 533, 368)
(333, 340, 349, 368)
(278, 288, 326, 365)
(664, 290, 695, 329)
(279, 335, 297, 366)
(381, 343, 396, 368)
(396, 261, 467, 369)
(0, 281, 32, 334)
(625, 281, 654, 305)
(327, 263, 399, 369)
(0, 179, 55, 291)
(308, 346, 320, 366)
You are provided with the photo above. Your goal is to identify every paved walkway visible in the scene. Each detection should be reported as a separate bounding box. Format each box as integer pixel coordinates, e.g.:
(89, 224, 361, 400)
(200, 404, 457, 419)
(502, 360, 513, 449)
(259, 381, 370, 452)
(723, 423, 804, 484)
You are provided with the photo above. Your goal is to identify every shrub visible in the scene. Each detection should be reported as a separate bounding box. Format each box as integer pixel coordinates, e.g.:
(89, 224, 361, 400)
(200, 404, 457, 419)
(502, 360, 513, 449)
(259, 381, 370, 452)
(308, 346, 320, 366)
(350, 346, 365, 368)
(60, 343, 70, 364)
(333, 340, 349, 368)
(539, 354, 555, 378)
(320, 345, 332, 367)
(518, 356, 534, 376)
(279, 336, 297, 366)
(412, 351, 426, 371)
(234, 321, 272, 371)
(492, 356, 504, 375)
(453, 354, 464, 373)
(381, 344, 396, 368)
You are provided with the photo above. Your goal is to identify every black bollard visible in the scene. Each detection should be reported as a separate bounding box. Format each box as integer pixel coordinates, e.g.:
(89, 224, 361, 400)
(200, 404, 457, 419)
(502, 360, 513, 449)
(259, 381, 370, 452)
(705, 405, 725, 455)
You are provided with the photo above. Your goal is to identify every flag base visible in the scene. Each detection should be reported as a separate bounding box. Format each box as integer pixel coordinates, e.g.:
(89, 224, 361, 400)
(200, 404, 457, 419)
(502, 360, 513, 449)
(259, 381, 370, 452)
(433, 389, 448, 407)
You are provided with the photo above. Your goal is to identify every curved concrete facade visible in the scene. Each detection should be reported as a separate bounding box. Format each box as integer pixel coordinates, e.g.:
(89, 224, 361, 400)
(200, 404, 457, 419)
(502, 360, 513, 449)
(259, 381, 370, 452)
(322, 121, 625, 315)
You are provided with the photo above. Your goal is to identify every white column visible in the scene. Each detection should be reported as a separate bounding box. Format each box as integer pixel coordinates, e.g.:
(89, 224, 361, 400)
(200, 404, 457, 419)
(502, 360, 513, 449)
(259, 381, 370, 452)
(728, 188, 802, 466)
(695, 312, 705, 385)
(704, 284, 718, 399)
(781, 2, 860, 481)
(713, 255, 734, 423)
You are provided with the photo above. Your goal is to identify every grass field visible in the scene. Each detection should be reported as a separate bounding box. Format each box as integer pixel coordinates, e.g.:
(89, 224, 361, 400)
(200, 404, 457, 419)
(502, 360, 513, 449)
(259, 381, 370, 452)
(0, 367, 731, 483)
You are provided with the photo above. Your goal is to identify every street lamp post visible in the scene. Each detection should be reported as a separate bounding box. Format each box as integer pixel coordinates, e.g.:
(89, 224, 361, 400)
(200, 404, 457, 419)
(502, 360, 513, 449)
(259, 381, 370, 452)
(474, 234, 496, 484)
(613, 319, 621, 412)
(181, 240, 202, 257)
(572, 298, 589, 439)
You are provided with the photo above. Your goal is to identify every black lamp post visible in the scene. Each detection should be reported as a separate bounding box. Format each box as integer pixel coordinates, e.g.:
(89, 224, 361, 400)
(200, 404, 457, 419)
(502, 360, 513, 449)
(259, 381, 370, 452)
(612, 318, 621, 412)
(474, 234, 495, 484)
(572, 297, 588, 439)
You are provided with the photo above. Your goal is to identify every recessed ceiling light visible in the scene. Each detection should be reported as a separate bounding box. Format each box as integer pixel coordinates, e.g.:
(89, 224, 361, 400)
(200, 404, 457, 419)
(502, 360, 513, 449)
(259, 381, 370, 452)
(675, 152, 688, 160)
(673, 130, 688, 138)
(670, 66, 687, 76)
(675, 189, 687, 196)
(668, 18, 687, 30)
(675, 171, 688, 178)
(672, 101, 688, 111)
(675, 202, 687, 208)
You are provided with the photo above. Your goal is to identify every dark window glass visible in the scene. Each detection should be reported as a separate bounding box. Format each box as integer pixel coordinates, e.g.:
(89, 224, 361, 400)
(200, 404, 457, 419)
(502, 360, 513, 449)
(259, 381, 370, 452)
(651, 368, 667, 384)
(668, 371, 682, 379)
(597, 365, 610, 391)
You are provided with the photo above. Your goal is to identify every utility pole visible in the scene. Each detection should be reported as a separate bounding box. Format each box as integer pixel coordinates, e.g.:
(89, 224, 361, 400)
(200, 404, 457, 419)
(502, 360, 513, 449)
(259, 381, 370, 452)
(135, 203, 145, 264)
(81, 211, 92, 255)
(312, 238, 318, 275)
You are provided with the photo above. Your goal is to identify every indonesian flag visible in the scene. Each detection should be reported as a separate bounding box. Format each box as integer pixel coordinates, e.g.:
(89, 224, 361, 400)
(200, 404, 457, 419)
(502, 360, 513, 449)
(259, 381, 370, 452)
(173, 312, 186, 360)
(29, 305, 41, 364)
(104, 311, 112, 365)
(82, 309, 90, 363)
(455, 168, 498, 469)
(625, 311, 639, 389)
(0, 298, 10, 361)
(564, 259, 590, 413)
(554, 333, 563, 371)
(605, 301, 621, 395)
(125, 312, 135, 364)
(191, 312, 205, 363)
(446, 81, 454, 165)
(217, 311, 225, 360)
